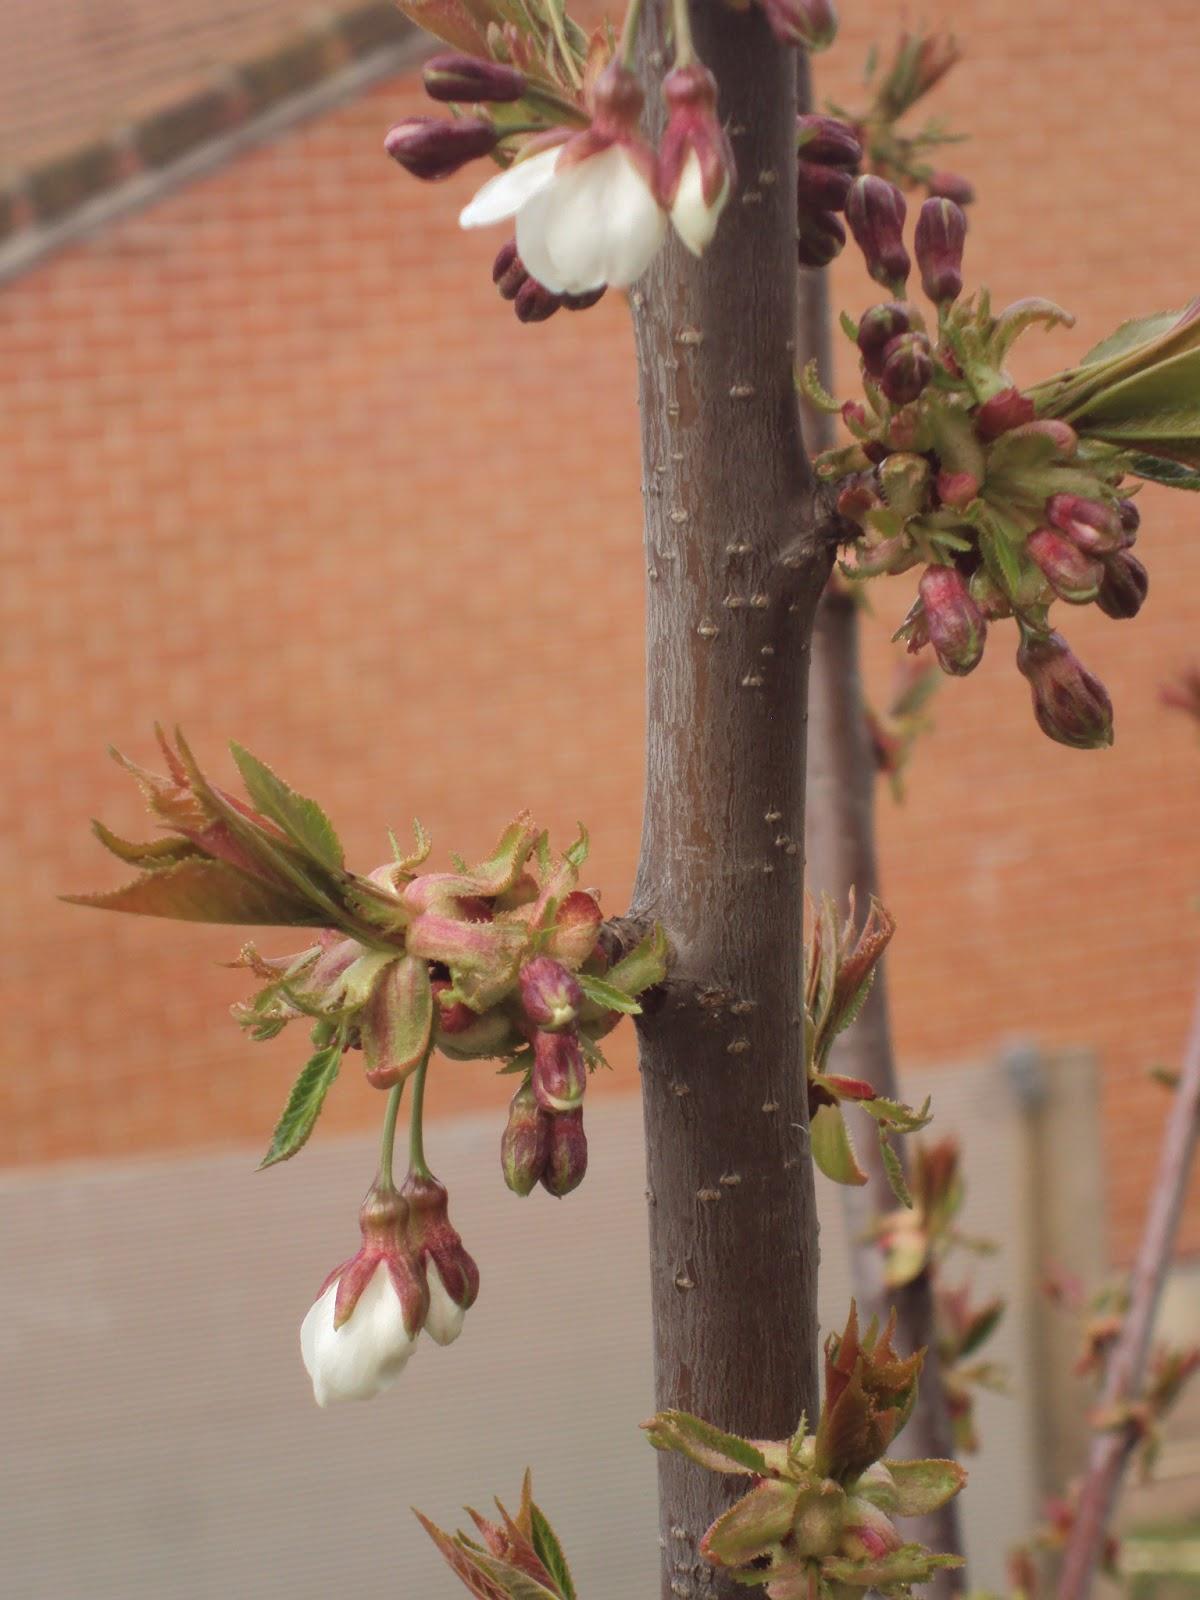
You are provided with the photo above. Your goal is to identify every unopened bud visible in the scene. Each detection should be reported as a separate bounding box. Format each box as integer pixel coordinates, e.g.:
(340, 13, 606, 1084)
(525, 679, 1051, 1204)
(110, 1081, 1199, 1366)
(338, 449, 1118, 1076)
(423, 52, 527, 102)
(1026, 527, 1104, 604)
(532, 1027, 587, 1111)
(501, 1082, 550, 1195)
(520, 955, 583, 1029)
(384, 115, 497, 180)
(401, 1171, 479, 1343)
(797, 159, 853, 211)
(564, 286, 606, 312)
(797, 209, 845, 268)
(1095, 550, 1149, 619)
(762, 0, 838, 51)
(841, 1498, 905, 1562)
(914, 196, 967, 303)
(541, 1108, 588, 1196)
(492, 238, 527, 299)
(659, 64, 737, 258)
(919, 565, 986, 676)
(974, 386, 1035, 441)
(795, 114, 861, 170)
(1016, 630, 1114, 749)
(926, 169, 975, 206)
(856, 300, 912, 375)
(1117, 498, 1141, 543)
(937, 468, 980, 509)
(846, 176, 910, 292)
(836, 472, 879, 522)
(880, 332, 932, 405)
(968, 566, 1012, 619)
(514, 277, 562, 322)
(1045, 493, 1124, 555)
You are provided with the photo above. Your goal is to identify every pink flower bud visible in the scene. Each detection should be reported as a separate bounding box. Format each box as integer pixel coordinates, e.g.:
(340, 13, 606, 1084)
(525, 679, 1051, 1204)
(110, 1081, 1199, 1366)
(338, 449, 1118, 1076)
(880, 331, 932, 405)
(1016, 630, 1114, 749)
(385, 115, 497, 180)
(431, 977, 476, 1033)
(919, 565, 987, 676)
(762, 0, 838, 50)
(1045, 493, 1124, 555)
(1026, 527, 1104, 604)
(658, 64, 736, 258)
(974, 386, 1035, 441)
(541, 1107, 588, 1196)
(796, 159, 853, 212)
(840, 1497, 905, 1562)
(501, 1081, 551, 1195)
(795, 115, 861, 170)
(856, 300, 912, 375)
(926, 169, 975, 206)
(423, 52, 527, 102)
(400, 1171, 480, 1344)
(914, 196, 967, 303)
(937, 468, 980, 508)
(532, 1027, 587, 1111)
(846, 176, 910, 292)
(797, 208, 845, 268)
(1095, 550, 1149, 619)
(547, 888, 604, 966)
(520, 955, 583, 1030)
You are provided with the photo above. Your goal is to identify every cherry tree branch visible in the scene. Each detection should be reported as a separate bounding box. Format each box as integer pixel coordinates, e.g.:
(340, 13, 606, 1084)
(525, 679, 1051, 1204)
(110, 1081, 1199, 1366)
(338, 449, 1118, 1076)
(1055, 965, 1200, 1600)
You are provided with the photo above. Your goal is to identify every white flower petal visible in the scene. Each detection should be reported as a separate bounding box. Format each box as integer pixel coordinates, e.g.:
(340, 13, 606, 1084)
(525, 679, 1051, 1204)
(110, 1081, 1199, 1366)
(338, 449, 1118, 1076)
(459, 146, 562, 229)
(300, 1262, 415, 1406)
(517, 145, 666, 295)
(670, 149, 727, 258)
(423, 1261, 467, 1347)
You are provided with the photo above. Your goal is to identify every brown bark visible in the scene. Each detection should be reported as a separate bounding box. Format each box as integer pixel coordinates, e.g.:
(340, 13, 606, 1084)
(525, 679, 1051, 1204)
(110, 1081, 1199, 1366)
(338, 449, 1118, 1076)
(800, 264, 966, 1591)
(629, 20, 831, 1600)
(1055, 967, 1200, 1600)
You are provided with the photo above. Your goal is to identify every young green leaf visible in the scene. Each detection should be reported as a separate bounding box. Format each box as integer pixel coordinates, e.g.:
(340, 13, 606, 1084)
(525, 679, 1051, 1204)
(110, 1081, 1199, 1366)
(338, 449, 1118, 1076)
(576, 972, 642, 1015)
(63, 858, 320, 925)
(529, 1505, 576, 1600)
(811, 1103, 869, 1187)
(231, 743, 345, 871)
(259, 1038, 343, 1167)
(642, 1410, 770, 1476)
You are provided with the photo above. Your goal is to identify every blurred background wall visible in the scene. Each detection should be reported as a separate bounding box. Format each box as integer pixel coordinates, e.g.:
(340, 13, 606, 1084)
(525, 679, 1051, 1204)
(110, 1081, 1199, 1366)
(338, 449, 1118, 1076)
(2, 0, 1200, 1593)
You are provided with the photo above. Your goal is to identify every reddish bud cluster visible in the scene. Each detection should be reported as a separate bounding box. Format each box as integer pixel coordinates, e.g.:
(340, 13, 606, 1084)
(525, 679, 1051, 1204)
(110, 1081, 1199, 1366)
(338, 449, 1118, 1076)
(795, 115, 860, 270)
(491, 239, 606, 323)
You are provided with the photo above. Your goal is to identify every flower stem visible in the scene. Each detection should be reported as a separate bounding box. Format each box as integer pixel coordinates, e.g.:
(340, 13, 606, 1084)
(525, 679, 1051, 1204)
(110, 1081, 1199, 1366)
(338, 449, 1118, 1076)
(669, 0, 697, 67)
(618, 0, 647, 68)
(408, 1047, 434, 1179)
(378, 1079, 406, 1190)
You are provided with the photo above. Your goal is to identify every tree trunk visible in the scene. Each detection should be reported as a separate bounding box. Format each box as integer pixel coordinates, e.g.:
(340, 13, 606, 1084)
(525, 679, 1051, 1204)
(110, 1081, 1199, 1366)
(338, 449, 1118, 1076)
(799, 268, 966, 1591)
(630, 18, 831, 1599)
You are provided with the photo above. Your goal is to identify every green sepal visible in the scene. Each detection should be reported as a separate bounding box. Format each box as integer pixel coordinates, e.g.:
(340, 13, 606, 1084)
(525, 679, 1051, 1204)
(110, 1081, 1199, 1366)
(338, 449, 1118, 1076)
(701, 1479, 799, 1568)
(873, 1458, 967, 1516)
(642, 1410, 770, 1476)
(823, 1544, 965, 1591)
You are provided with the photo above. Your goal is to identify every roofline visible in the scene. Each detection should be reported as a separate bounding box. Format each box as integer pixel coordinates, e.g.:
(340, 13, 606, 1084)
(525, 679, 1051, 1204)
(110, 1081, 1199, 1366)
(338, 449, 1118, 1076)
(0, 21, 429, 287)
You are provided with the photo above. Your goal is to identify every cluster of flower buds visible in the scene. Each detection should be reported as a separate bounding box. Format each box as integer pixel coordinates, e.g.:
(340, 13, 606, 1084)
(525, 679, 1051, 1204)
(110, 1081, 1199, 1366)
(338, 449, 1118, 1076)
(812, 193, 1200, 748)
(72, 732, 668, 1403)
(644, 1304, 965, 1597)
(385, 0, 743, 320)
(804, 894, 932, 1196)
(829, 30, 974, 204)
(795, 114, 861, 269)
(300, 1171, 478, 1405)
(418, 1471, 577, 1600)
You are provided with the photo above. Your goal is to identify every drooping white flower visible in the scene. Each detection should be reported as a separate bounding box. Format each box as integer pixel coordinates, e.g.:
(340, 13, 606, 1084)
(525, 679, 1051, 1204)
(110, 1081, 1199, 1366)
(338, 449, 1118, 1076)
(459, 64, 666, 296)
(299, 1182, 427, 1407)
(402, 1170, 479, 1345)
(657, 65, 736, 259)
(300, 1259, 419, 1406)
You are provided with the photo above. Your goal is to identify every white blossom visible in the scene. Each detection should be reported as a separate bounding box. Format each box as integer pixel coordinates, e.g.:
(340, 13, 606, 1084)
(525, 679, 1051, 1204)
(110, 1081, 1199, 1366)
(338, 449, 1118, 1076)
(300, 1260, 416, 1406)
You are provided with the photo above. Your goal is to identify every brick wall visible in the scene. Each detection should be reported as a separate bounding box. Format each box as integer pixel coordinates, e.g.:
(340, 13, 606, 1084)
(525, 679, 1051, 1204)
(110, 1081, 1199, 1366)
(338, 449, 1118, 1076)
(3, 0, 1199, 1263)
